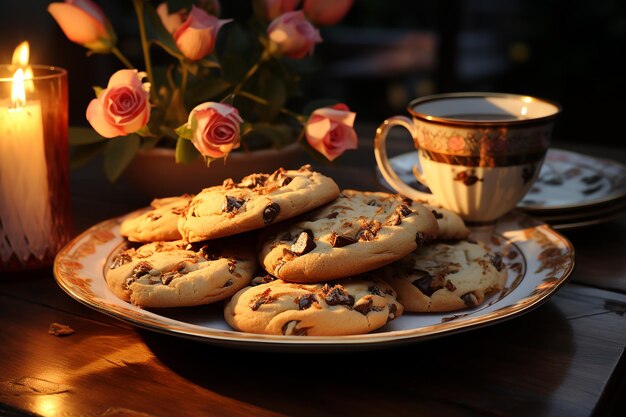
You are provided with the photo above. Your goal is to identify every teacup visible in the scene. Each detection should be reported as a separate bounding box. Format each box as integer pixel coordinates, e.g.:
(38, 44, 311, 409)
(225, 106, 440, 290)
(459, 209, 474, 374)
(374, 92, 561, 223)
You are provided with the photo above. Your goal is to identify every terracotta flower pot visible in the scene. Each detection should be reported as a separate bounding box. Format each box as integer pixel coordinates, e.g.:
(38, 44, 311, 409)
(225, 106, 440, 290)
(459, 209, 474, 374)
(124, 143, 306, 197)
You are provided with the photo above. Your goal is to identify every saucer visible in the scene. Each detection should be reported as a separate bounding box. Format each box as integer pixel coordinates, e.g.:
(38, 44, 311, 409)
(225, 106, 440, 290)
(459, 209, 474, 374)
(376, 148, 626, 229)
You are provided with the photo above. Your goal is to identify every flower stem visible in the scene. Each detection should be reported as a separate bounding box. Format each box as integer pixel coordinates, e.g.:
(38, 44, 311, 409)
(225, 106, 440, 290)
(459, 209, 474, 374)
(180, 62, 188, 108)
(132, 0, 157, 103)
(237, 90, 306, 124)
(111, 47, 134, 69)
(230, 49, 270, 98)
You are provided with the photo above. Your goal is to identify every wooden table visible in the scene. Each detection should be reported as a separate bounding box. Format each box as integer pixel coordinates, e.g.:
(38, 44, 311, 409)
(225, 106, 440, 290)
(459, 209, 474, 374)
(1, 132, 626, 417)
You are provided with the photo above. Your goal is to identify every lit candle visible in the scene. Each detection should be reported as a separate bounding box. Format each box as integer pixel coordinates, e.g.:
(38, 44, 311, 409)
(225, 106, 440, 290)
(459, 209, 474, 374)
(0, 42, 52, 264)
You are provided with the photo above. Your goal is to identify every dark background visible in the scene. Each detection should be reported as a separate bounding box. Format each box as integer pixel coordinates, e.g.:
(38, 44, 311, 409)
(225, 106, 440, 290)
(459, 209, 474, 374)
(2, 0, 626, 145)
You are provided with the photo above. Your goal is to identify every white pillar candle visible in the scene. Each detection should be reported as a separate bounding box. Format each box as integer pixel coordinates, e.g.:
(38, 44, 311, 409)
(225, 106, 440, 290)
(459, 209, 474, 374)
(0, 99, 52, 263)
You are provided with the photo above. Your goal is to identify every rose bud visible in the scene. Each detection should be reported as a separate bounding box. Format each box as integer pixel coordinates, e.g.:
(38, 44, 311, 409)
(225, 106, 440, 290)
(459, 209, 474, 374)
(305, 103, 358, 161)
(187, 102, 243, 159)
(86, 69, 151, 138)
(303, 0, 353, 26)
(156, 2, 187, 34)
(173, 5, 231, 61)
(258, 0, 301, 20)
(48, 0, 117, 53)
(267, 11, 322, 59)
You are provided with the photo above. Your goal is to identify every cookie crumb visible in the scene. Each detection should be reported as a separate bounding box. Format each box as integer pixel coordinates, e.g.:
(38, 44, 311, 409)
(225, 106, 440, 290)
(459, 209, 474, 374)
(48, 323, 74, 336)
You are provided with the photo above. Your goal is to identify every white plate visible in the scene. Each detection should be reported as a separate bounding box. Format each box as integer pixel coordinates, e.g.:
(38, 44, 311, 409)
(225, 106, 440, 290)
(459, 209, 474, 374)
(377, 148, 626, 213)
(53, 210, 574, 352)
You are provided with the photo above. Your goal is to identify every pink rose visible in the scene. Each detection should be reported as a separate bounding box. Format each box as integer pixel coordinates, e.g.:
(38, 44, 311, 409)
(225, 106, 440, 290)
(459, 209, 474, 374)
(156, 2, 187, 34)
(305, 103, 357, 161)
(173, 5, 231, 61)
(48, 0, 116, 52)
(188, 102, 243, 159)
(303, 0, 353, 26)
(260, 0, 301, 20)
(267, 11, 322, 59)
(86, 69, 151, 138)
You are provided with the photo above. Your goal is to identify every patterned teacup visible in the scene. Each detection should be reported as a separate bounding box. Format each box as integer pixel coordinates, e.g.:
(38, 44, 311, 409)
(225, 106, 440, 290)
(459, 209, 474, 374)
(374, 92, 561, 222)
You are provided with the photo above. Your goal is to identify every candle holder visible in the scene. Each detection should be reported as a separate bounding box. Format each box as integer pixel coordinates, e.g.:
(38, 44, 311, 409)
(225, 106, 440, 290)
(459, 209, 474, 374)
(0, 65, 72, 272)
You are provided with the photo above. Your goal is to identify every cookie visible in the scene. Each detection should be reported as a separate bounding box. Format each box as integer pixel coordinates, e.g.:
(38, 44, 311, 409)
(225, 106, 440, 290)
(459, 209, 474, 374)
(120, 195, 192, 242)
(178, 165, 340, 242)
(379, 240, 507, 312)
(224, 277, 403, 336)
(105, 238, 257, 308)
(425, 205, 471, 240)
(258, 190, 439, 283)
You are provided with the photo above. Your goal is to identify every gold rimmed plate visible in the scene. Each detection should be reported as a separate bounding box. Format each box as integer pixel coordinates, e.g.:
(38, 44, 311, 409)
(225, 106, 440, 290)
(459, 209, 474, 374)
(53, 210, 574, 352)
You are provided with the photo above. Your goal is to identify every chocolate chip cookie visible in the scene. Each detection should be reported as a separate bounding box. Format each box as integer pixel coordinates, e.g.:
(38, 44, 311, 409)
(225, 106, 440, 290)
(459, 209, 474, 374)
(426, 205, 471, 240)
(120, 195, 192, 242)
(379, 240, 507, 312)
(105, 238, 257, 308)
(224, 277, 403, 336)
(178, 165, 340, 242)
(258, 190, 439, 283)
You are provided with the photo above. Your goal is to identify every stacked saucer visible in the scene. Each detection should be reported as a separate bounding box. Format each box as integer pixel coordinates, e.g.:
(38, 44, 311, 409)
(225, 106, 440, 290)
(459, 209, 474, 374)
(376, 148, 626, 231)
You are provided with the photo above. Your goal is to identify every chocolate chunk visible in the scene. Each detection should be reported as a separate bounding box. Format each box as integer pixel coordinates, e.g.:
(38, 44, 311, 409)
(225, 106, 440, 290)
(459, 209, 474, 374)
(110, 253, 132, 269)
(445, 280, 457, 291)
(223, 279, 233, 287)
(263, 203, 280, 224)
(322, 284, 355, 307)
(240, 174, 268, 188)
(368, 286, 382, 296)
(249, 288, 276, 311)
(489, 253, 504, 271)
(415, 232, 428, 245)
(289, 231, 317, 255)
(412, 270, 445, 297)
(132, 261, 153, 279)
(278, 176, 292, 187)
(326, 211, 339, 219)
(281, 320, 309, 336)
(354, 298, 373, 315)
(397, 204, 412, 217)
(367, 200, 379, 206)
(329, 232, 357, 247)
(388, 303, 398, 321)
(161, 272, 179, 285)
(295, 293, 317, 310)
(222, 195, 245, 213)
(251, 274, 277, 286)
(462, 292, 478, 307)
(431, 210, 444, 219)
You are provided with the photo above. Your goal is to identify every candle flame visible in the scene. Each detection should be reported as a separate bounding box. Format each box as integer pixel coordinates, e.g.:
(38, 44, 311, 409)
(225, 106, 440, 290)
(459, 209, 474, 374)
(12, 41, 30, 67)
(11, 68, 26, 110)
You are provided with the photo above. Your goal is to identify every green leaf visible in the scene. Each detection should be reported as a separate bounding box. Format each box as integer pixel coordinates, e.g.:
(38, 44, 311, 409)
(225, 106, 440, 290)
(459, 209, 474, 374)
(252, 69, 287, 121)
(175, 124, 194, 140)
(92, 86, 104, 98)
(175, 137, 200, 163)
(68, 126, 108, 146)
(135, 125, 154, 138)
(165, 88, 188, 125)
(103, 135, 141, 182)
(187, 77, 231, 104)
(69, 140, 108, 170)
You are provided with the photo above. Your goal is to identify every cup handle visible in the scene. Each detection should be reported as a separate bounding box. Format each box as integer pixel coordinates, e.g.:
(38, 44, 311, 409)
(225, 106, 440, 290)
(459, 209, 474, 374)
(374, 116, 434, 202)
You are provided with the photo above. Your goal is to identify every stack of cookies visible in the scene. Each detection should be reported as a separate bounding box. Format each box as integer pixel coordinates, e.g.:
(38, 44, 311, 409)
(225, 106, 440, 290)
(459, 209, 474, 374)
(107, 165, 507, 337)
